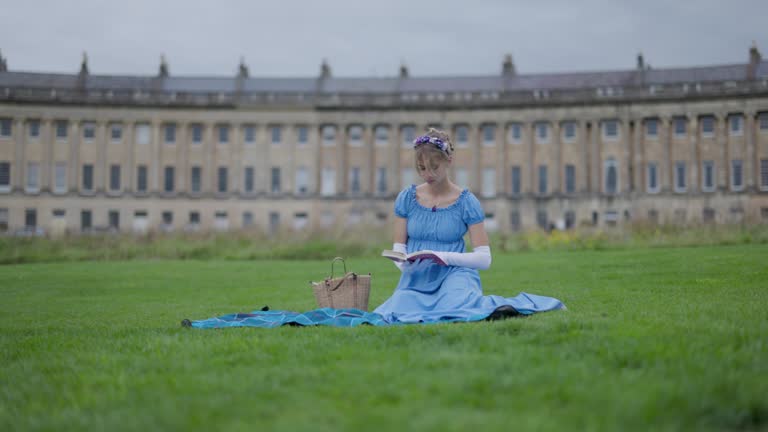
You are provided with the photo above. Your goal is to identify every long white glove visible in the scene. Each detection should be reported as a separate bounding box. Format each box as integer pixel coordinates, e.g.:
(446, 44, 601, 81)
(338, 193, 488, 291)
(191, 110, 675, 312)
(433, 246, 492, 270)
(391, 242, 407, 272)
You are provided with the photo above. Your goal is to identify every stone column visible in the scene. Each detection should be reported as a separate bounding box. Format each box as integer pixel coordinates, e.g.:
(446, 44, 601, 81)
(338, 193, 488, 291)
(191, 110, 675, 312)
(745, 110, 756, 190)
(689, 115, 699, 193)
(69, 120, 80, 191)
(716, 113, 728, 190)
(580, 119, 590, 194)
(42, 118, 53, 191)
(96, 121, 107, 193)
(471, 123, 481, 192)
(13, 118, 24, 192)
(177, 121, 188, 194)
(632, 117, 643, 193)
(660, 116, 672, 193)
(526, 121, 535, 195)
(339, 125, 349, 195)
(230, 122, 241, 195)
(125, 121, 135, 193)
(204, 123, 215, 195)
(590, 119, 600, 194)
(552, 121, 562, 195)
(150, 120, 161, 193)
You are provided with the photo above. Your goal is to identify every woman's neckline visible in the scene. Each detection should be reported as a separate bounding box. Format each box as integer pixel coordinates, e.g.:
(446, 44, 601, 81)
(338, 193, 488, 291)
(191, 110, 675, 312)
(411, 184, 468, 212)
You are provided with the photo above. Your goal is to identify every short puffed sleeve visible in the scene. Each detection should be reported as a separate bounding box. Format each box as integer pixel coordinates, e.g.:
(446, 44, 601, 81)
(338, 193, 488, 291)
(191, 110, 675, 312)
(394, 186, 413, 218)
(462, 191, 485, 226)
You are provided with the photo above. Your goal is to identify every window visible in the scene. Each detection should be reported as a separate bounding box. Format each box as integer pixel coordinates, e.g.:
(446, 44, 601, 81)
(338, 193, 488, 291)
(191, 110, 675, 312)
(293, 212, 309, 231)
(136, 165, 148, 192)
(455, 125, 468, 147)
(702, 161, 715, 192)
(25, 208, 37, 228)
(604, 159, 618, 194)
(28, 120, 40, 138)
(510, 211, 521, 231)
(374, 125, 389, 146)
(482, 124, 496, 146)
(322, 125, 336, 146)
(54, 162, 67, 193)
(701, 116, 715, 137)
(56, 120, 68, 139)
(674, 117, 687, 137)
(0, 162, 9, 192)
(218, 125, 229, 143)
(135, 123, 150, 145)
(348, 126, 363, 147)
(320, 210, 335, 228)
(565, 164, 576, 194)
(321, 168, 336, 196)
(0, 118, 12, 137)
(0, 208, 8, 231)
(295, 166, 308, 195)
(731, 159, 743, 190)
(164, 166, 175, 192)
(761, 159, 768, 190)
(538, 165, 548, 195)
(376, 167, 387, 195)
(729, 115, 743, 136)
(674, 161, 687, 192)
(268, 211, 280, 233)
(82, 164, 94, 191)
(218, 167, 228, 193)
(25, 162, 39, 192)
(82, 122, 96, 141)
(535, 122, 549, 143)
(562, 122, 576, 142)
(511, 165, 521, 195)
(454, 168, 468, 189)
(645, 119, 658, 138)
(536, 210, 548, 229)
(109, 165, 121, 191)
(161, 211, 173, 227)
(244, 125, 256, 144)
(110, 124, 122, 142)
(108, 211, 120, 230)
(508, 123, 522, 144)
(297, 126, 309, 144)
(401, 125, 415, 147)
(702, 208, 716, 223)
(349, 166, 361, 194)
(602, 120, 619, 140)
(401, 168, 416, 188)
(81, 210, 92, 232)
(191, 124, 203, 144)
(564, 211, 576, 229)
(270, 167, 281, 194)
(271, 125, 281, 144)
(759, 113, 768, 131)
(244, 166, 255, 193)
(214, 211, 229, 231)
(190, 166, 202, 193)
(189, 211, 200, 225)
(482, 168, 495, 197)
(243, 211, 254, 228)
(164, 123, 176, 144)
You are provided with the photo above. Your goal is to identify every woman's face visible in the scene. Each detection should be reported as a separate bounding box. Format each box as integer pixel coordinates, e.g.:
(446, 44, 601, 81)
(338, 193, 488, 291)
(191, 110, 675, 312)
(417, 155, 451, 185)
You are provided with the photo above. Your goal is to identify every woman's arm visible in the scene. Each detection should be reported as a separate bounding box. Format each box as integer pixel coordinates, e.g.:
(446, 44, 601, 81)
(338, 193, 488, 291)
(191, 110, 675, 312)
(393, 216, 407, 244)
(432, 222, 492, 270)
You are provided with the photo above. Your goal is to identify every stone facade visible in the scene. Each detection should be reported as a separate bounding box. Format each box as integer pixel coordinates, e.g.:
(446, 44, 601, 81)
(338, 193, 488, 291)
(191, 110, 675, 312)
(1, 50, 768, 235)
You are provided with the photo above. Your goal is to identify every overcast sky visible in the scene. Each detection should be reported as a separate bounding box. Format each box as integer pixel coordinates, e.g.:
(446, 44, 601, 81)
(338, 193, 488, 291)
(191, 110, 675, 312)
(1, 0, 766, 78)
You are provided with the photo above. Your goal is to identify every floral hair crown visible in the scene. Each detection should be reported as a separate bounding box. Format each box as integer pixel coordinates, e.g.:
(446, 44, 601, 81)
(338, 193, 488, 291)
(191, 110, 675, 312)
(413, 135, 453, 155)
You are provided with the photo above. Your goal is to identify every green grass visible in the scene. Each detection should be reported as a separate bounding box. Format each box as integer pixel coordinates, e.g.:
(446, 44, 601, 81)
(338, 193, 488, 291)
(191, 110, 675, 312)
(1, 244, 767, 431)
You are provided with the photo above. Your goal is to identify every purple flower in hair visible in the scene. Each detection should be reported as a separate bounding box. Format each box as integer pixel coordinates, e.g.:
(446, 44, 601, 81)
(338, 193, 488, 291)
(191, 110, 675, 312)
(413, 135, 450, 154)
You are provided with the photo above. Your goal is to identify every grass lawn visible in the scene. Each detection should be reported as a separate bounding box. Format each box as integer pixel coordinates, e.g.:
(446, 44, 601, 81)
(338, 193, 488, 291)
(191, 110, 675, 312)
(1, 244, 767, 431)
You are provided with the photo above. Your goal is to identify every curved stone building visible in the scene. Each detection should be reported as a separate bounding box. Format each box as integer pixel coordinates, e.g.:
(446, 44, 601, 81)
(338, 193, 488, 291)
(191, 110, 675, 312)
(0, 47, 767, 235)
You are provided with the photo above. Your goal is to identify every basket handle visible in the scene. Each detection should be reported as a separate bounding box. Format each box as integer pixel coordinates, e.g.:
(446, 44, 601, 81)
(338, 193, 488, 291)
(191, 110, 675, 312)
(330, 257, 347, 279)
(329, 272, 358, 291)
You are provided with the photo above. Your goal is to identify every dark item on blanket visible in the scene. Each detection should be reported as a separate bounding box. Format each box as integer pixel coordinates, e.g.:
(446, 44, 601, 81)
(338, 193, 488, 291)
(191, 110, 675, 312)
(311, 257, 371, 311)
(181, 305, 269, 328)
(485, 305, 523, 321)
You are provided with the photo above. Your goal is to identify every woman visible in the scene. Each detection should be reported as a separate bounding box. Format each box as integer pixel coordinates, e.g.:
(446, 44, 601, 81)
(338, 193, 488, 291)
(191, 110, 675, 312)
(373, 128, 565, 323)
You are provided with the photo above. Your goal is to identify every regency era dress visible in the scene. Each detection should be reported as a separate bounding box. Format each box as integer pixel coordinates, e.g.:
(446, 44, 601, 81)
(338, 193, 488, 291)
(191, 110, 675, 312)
(373, 185, 565, 324)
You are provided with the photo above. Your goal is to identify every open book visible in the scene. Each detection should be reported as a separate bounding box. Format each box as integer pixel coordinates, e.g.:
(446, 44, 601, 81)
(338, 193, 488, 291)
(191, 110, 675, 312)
(381, 250, 447, 266)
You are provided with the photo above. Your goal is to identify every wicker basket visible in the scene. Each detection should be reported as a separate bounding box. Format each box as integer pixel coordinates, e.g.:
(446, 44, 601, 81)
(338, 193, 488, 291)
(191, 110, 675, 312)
(311, 257, 371, 311)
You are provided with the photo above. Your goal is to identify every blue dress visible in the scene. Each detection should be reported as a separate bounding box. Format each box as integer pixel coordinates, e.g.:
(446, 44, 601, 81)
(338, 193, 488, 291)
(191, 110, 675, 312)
(373, 185, 565, 324)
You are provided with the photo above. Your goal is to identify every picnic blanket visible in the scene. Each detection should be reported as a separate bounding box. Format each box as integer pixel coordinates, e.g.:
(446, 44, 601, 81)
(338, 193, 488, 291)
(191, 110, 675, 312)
(184, 292, 565, 329)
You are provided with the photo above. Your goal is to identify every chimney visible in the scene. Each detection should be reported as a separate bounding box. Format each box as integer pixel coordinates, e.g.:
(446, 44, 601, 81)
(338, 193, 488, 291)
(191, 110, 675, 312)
(0, 50, 7, 72)
(158, 54, 169, 78)
(748, 41, 762, 79)
(320, 59, 331, 79)
(238, 56, 249, 78)
(399, 63, 409, 78)
(502, 54, 516, 76)
(79, 51, 89, 77)
(637, 52, 644, 70)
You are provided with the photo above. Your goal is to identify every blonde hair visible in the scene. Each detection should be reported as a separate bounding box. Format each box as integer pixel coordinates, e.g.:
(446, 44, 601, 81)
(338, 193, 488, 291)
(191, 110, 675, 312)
(414, 128, 453, 174)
